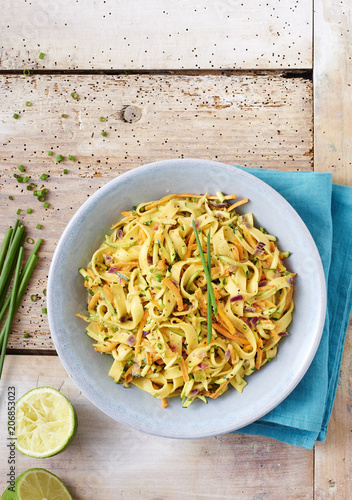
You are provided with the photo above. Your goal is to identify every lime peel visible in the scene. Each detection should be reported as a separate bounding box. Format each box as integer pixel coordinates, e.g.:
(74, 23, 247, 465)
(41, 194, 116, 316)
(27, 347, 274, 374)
(14, 386, 77, 458)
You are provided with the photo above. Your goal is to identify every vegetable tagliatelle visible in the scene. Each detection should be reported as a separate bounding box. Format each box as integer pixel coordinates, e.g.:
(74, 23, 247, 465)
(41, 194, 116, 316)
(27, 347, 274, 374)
(77, 192, 295, 408)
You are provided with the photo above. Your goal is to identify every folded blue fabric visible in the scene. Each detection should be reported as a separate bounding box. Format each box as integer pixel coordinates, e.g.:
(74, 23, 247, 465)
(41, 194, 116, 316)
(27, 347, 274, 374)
(233, 167, 352, 449)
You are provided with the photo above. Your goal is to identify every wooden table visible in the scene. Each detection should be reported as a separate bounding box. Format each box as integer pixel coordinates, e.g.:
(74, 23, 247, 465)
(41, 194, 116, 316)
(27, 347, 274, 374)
(0, 1, 351, 498)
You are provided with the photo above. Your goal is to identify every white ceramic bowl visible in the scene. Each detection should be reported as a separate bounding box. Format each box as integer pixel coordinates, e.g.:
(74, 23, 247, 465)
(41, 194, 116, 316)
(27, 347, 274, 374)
(48, 159, 326, 438)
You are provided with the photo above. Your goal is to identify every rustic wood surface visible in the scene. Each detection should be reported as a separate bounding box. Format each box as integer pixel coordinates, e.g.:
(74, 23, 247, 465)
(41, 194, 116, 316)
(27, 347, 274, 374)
(313, 1, 352, 499)
(0, 73, 313, 351)
(0, 355, 314, 500)
(1, 0, 312, 70)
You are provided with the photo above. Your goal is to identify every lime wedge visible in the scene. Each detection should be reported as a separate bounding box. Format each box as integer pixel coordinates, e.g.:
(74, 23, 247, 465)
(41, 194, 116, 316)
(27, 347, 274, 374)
(16, 468, 73, 500)
(15, 387, 77, 458)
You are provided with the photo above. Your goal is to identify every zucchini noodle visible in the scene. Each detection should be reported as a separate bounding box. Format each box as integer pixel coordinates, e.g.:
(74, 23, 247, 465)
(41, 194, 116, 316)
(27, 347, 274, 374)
(77, 192, 295, 408)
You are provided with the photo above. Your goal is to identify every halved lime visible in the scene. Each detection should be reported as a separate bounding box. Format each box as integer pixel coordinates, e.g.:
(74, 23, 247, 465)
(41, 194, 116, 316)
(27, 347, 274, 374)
(16, 468, 73, 500)
(14, 387, 77, 458)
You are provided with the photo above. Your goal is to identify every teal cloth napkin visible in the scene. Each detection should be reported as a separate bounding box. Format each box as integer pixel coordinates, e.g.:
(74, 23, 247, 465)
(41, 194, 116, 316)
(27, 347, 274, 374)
(233, 167, 352, 449)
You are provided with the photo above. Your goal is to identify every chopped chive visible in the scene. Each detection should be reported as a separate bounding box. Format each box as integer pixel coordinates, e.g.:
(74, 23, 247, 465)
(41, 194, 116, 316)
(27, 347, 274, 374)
(42, 307, 47, 314)
(38, 196, 45, 202)
(63, 169, 68, 174)
(61, 114, 68, 118)
(192, 220, 218, 316)
(23, 69, 30, 76)
(56, 155, 63, 163)
(39, 173, 48, 181)
(99, 117, 106, 122)
(13, 113, 19, 119)
(101, 131, 107, 137)
(42, 188, 49, 194)
(115, 271, 130, 282)
(26, 185, 32, 191)
(30, 294, 37, 302)
(48, 151, 53, 156)
(26, 237, 34, 244)
(36, 224, 42, 230)
(23, 176, 29, 183)
(39, 52, 45, 60)
(8, 196, 13, 201)
(25, 101, 32, 107)
(43, 202, 50, 209)
(70, 92, 79, 100)
(16, 209, 21, 215)
(23, 333, 30, 338)
(43, 288, 47, 296)
(26, 209, 32, 214)
(17, 166, 25, 172)
(16, 176, 23, 183)
(68, 155, 75, 161)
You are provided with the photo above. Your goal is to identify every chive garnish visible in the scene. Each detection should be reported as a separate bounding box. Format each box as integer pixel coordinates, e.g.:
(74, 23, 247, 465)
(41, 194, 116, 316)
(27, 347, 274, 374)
(16, 209, 21, 215)
(30, 294, 37, 302)
(36, 224, 42, 230)
(26, 209, 32, 214)
(13, 113, 19, 119)
(23, 69, 30, 76)
(56, 154, 63, 163)
(39, 173, 48, 181)
(61, 114, 68, 118)
(206, 230, 213, 344)
(26, 238, 34, 244)
(43, 202, 50, 209)
(63, 169, 68, 174)
(17, 166, 25, 172)
(39, 52, 45, 60)
(191, 220, 218, 316)
(23, 333, 29, 338)
(25, 101, 32, 107)
(70, 92, 79, 100)
(68, 155, 75, 161)
(101, 131, 107, 137)
(42, 308, 47, 314)
(99, 117, 106, 122)
(48, 151, 53, 156)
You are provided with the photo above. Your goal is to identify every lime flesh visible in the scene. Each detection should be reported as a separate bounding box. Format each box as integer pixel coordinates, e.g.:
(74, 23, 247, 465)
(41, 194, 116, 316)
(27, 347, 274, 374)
(16, 468, 73, 500)
(15, 387, 77, 458)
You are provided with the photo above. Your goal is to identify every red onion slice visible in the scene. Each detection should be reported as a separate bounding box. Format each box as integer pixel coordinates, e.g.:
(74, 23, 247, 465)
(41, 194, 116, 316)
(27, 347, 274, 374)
(230, 294, 244, 302)
(126, 334, 136, 346)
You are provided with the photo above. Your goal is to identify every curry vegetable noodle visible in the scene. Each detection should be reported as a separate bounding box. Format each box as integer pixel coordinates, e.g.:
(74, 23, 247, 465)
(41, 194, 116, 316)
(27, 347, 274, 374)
(77, 193, 295, 408)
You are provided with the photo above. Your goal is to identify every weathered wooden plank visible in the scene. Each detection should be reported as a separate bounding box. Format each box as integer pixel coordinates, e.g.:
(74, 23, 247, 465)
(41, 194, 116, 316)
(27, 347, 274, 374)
(0, 355, 314, 499)
(0, 73, 313, 351)
(314, 1, 352, 498)
(314, 320, 352, 500)
(0, 0, 312, 70)
(313, 0, 352, 185)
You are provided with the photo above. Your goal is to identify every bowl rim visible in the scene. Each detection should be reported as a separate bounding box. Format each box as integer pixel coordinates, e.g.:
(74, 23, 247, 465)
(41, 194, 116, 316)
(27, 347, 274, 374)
(48, 158, 327, 438)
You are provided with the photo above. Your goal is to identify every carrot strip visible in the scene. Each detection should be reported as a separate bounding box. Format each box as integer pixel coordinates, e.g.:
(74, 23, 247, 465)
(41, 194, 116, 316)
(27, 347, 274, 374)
(212, 323, 250, 345)
(162, 277, 184, 311)
(232, 246, 239, 261)
(228, 198, 249, 212)
(75, 313, 89, 321)
(87, 269, 96, 279)
(161, 398, 168, 409)
(284, 286, 293, 311)
(255, 337, 263, 370)
(146, 351, 152, 366)
(233, 239, 243, 261)
(95, 341, 119, 352)
(216, 302, 237, 335)
(207, 381, 230, 399)
(158, 258, 167, 270)
(195, 289, 208, 317)
(271, 329, 281, 341)
(180, 357, 189, 383)
(103, 284, 115, 305)
(88, 290, 100, 311)
(135, 309, 149, 356)
(121, 211, 133, 217)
